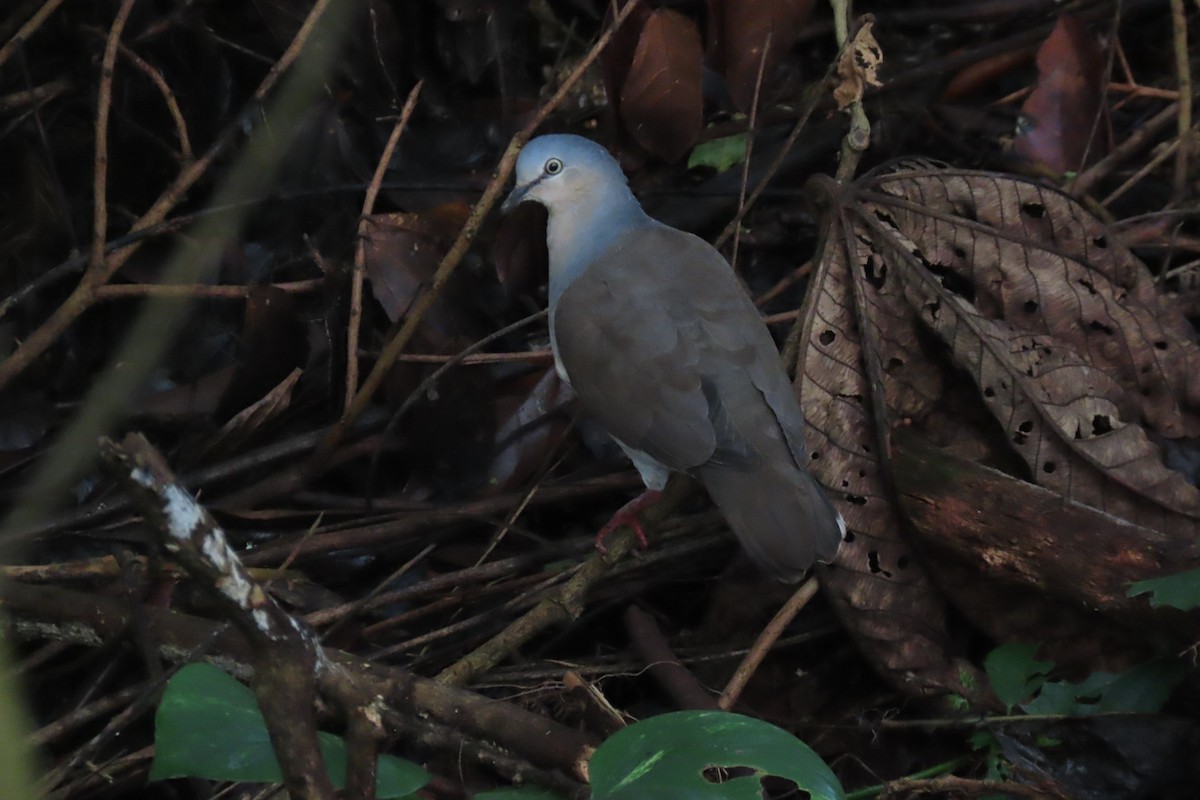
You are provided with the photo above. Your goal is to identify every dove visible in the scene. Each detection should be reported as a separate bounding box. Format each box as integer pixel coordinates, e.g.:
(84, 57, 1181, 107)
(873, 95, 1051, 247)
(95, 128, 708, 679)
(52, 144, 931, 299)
(501, 134, 844, 581)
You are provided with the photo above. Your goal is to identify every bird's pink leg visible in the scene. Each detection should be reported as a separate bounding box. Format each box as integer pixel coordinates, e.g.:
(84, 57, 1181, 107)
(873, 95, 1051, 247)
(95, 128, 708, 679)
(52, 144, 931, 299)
(595, 489, 664, 553)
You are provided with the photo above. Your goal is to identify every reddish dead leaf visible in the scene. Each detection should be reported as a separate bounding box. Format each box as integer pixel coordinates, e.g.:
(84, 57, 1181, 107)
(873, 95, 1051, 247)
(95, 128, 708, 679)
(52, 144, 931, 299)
(363, 213, 440, 324)
(215, 287, 308, 422)
(708, 0, 815, 112)
(492, 201, 548, 297)
(619, 9, 704, 163)
(1011, 15, 1109, 175)
(600, 0, 653, 130)
(361, 209, 474, 348)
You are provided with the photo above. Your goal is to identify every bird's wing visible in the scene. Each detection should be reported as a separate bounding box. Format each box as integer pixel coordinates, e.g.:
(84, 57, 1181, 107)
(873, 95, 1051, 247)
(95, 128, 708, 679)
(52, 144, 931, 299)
(552, 224, 806, 473)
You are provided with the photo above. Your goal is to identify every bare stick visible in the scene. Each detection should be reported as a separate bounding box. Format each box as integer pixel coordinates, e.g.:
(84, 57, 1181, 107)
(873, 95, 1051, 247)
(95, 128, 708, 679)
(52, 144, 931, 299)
(92, 0, 139, 272)
(0, 0, 68, 69)
(116, 40, 193, 161)
(221, 0, 645, 507)
(730, 31, 772, 272)
(1169, 0, 1193, 202)
(345, 80, 424, 410)
(718, 576, 819, 709)
(0, 0, 339, 391)
(100, 434, 336, 800)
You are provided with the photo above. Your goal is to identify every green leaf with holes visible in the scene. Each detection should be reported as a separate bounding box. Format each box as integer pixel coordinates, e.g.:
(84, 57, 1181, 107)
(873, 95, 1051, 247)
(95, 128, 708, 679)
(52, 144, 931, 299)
(1128, 568, 1200, 610)
(1021, 658, 1187, 716)
(589, 710, 843, 800)
(984, 643, 1052, 712)
(150, 663, 428, 798)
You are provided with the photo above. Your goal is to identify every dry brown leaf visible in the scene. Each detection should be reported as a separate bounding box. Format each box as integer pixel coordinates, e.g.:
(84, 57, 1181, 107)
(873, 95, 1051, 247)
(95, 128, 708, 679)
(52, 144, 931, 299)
(708, 0, 815, 112)
(619, 9, 704, 163)
(195, 367, 303, 463)
(853, 164, 1200, 530)
(799, 180, 984, 701)
(832, 18, 883, 110)
(361, 210, 476, 348)
(893, 432, 1200, 672)
(858, 164, 1200, 439)
(800, 161, 1200, 699)
(1011, 15, 1109, 174)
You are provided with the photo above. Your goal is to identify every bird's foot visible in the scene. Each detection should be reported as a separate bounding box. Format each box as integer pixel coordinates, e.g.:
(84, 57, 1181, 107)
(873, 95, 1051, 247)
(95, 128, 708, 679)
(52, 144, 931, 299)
(595, 489, 664, 554)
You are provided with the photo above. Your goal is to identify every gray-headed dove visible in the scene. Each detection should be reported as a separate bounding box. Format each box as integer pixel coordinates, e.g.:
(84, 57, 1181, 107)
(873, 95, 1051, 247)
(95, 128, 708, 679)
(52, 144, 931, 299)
(502, 134, 844, 581)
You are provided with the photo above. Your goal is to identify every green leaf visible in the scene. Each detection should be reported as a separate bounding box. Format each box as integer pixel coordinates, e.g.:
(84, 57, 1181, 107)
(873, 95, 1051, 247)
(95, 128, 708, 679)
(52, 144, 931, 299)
(687, 134, 748, 173)
(1020, 659, 1187, 716)
(1019, 679, 1080, 715)
(589, 710, 843, 800)
(474, 788, 568, 799)
(150, 663, 428, 798)
(984, 643, 1052, 711)
(1091, 658, 1187, 713)
(1128, 569, 1200, 610)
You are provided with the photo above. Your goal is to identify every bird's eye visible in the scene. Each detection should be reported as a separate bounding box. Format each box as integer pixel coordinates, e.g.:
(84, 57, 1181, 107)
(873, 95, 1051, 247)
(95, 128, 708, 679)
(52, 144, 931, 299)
(544, 158, 563, 175)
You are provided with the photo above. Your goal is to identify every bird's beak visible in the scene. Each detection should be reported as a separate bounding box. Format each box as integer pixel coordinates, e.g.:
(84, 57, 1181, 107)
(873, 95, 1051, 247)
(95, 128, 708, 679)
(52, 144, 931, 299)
(500, 186, 525, 215)
(501, 178, 537, 215)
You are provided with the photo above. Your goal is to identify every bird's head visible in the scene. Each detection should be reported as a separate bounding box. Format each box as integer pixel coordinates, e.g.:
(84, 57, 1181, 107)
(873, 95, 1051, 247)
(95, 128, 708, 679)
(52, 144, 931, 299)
(501, 134, 629, 215)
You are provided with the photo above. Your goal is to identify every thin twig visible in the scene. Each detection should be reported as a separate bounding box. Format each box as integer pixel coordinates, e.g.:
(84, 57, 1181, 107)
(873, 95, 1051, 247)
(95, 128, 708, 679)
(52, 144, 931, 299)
(92, 278, 325, 301)
(715, 74, 833, 250)
(0, 0, 340, 391)
(1102, 121, 1200, 207)
(221, 0, 645, 508)
(1169, 0, 1192, 202)
(92, 0, 139, 273)
(730, 31, 772, 272)
(718, 576, 819, 709)
(115, 40, 193, 161)
(0, 0, 68, 69)
(1068, 101, 1179, 196)
(346, 80, 424, 410)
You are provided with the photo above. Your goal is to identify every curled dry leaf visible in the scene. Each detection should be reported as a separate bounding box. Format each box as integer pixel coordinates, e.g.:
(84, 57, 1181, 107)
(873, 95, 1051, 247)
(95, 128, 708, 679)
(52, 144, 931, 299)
(196, 368, 303, 463)
(832, 17, 883, 110)
(618, 8, 704, 163)
(799, 161, 1200, 692)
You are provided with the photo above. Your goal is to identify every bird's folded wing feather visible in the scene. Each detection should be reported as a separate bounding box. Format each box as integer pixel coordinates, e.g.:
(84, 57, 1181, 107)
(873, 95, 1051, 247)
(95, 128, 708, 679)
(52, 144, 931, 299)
(552, 224, 808, 473)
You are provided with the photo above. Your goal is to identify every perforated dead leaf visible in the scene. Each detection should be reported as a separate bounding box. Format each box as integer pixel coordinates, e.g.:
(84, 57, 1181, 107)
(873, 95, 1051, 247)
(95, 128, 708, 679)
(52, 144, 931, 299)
(798, 161, 1200, 695)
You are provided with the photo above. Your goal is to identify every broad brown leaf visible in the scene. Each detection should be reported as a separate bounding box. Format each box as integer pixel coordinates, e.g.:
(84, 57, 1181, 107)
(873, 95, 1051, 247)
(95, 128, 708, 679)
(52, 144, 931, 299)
(800, 161, 1200, 697)
(1011, 15, 1109, 174)
(799, 178, 984, 700)
(619, 9, 703, 163)
(893, 432, 1200, 671)
(708, 0, 815, 112)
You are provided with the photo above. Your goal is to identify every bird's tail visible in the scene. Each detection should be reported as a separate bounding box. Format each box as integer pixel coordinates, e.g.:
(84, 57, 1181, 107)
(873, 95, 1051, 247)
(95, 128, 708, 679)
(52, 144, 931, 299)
(697, 464, 844, 583)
